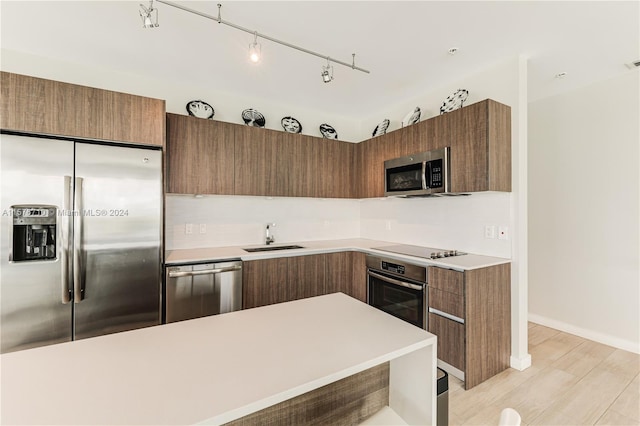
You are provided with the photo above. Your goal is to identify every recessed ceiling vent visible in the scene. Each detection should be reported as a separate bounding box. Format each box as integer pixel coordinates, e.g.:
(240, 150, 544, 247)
(626, 59, 640, 69)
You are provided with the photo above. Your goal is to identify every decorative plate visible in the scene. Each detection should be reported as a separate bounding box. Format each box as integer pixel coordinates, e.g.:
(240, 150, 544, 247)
(402, 107, 421, 127)
(241, 108, 266, 128)
(439, 89, 469, 114)
(372, 119, 390, 137)
(186, 100, 215, 119)
(281, 116, 302, 134)
(319, 123, 338, 139)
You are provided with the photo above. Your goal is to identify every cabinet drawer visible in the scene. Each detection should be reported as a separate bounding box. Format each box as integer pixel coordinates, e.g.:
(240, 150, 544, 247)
(429, 287, 464, 319)
(429, 267, 464, 295)
(428, 313, 465, 371)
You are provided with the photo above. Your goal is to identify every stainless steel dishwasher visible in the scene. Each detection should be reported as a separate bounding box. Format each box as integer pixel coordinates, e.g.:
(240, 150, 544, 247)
(164, 260, 242, 323)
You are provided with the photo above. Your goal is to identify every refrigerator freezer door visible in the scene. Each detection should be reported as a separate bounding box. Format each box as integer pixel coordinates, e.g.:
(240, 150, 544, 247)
(73, 143, 162, 339)
(0, 134, 74, 353)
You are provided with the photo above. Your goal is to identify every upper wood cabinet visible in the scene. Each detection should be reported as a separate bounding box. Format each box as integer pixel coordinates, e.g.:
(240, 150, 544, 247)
(427, 99, 511, 193)
(234, 125, 290, 197)
(165, 98, 510, 198)
(166, 113, 235, 195)
(1, 72, 165, 146)
(355, 99, 511, 197)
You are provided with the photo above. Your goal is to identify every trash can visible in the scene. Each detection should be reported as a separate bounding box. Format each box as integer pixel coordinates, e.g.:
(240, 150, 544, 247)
(437, 368, 449, 426)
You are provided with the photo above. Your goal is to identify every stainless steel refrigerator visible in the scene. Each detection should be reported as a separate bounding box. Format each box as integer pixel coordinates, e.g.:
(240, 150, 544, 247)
(1, 133, 163, 354)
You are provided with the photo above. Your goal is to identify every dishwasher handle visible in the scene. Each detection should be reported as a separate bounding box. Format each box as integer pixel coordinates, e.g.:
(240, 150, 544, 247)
(168, 265, 242, 278)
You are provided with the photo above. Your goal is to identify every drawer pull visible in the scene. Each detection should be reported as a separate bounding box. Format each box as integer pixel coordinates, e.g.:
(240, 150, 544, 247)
(429, 307, 465, 324)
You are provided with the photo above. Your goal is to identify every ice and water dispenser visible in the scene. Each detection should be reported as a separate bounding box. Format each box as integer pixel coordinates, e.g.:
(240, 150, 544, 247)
(10, 205, 57, 262)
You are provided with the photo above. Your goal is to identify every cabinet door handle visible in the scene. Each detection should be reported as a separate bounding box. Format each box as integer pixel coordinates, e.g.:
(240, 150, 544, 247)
(428, 307, 465, 324)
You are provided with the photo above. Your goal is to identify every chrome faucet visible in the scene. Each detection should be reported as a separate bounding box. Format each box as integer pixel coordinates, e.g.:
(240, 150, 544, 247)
(265, 223, 276, 245)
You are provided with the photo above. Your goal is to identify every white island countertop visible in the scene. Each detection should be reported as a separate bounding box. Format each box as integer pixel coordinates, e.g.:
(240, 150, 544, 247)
(1, 293, 437, 425)
(166, 238, 510, 271)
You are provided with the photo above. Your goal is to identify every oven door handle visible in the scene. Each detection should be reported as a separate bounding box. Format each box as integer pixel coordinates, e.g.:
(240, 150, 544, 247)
(368, 270, 424, 291)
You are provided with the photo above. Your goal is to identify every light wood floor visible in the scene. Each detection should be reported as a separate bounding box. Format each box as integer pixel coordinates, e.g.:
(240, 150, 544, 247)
(448, 322, 640, 425)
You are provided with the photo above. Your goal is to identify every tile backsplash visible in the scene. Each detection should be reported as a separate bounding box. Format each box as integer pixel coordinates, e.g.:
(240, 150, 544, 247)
(165, 194, 361, 250)
(166, 192, 512, 259)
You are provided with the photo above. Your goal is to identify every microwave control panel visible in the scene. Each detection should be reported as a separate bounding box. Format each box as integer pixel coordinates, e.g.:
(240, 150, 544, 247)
(428, 159, 443, 188)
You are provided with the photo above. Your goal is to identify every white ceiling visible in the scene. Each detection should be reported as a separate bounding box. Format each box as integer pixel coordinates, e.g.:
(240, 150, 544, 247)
(1, 1, 638, 118)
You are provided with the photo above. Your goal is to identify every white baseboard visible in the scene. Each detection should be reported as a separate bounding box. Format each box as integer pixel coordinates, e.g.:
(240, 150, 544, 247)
(437, 360, 464, 381)
(528, 313, 640, 354)
(510, 354, 532, 370)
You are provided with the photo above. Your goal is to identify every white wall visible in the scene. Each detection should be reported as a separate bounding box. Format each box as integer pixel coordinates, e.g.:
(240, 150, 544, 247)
(359, 193, 512, 258)
(166, 194, 360, 249)
(0, 49, 362, 142)
(528, 71, 640, 353)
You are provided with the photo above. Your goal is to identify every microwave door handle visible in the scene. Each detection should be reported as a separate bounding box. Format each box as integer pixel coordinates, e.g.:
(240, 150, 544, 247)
(421, 162, 427, 189)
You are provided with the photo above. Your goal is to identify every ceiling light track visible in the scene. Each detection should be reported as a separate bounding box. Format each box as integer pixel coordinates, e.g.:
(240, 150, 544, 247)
(153, 1, 371, 76)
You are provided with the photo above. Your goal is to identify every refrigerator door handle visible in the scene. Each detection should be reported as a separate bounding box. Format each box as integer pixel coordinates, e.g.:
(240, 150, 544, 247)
(73, 177, 85, 303)
(61, 176, 73, 304)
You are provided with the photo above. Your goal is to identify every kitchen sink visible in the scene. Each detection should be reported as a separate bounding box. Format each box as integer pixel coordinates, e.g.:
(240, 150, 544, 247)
(243, 245, 305, 253)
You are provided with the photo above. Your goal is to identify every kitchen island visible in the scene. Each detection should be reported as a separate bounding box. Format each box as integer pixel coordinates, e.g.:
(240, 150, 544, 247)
(1, 293, 437, 425)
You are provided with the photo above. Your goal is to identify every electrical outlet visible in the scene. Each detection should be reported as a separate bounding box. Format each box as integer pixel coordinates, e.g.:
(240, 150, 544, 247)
(199, 224, 206, 234)
(498, 226, 509, 240)
(484, 225, 496, 239)
(185, 223, 193, 235)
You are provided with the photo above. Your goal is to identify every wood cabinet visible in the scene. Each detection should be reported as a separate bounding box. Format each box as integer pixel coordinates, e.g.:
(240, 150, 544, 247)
(355, 99, 511, 198)
(234, 125, 289, 197)
(287, 254, 326, 300)
(242, 258, 289, 309)
(427, 263, 511, 390)
(167, 113, 356, 198)
(427, 99, 511, 192)
(1, 72, 165, 146)
(325, 251, 367, 302)
(166, 113, 235, 194)
(242, 251, 367, 309)
(355, 131, 401, 198)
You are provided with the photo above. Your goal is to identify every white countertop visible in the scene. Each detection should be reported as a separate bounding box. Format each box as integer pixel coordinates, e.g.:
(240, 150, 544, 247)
(165, 238, 510, 271)
(0, 293, 436, 425)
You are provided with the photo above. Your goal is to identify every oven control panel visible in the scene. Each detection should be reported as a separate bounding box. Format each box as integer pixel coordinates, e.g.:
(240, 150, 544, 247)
(381, 261, 405, 275)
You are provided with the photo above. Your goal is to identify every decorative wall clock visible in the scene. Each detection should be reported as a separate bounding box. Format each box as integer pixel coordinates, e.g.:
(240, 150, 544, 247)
(186, 100, 215, 119)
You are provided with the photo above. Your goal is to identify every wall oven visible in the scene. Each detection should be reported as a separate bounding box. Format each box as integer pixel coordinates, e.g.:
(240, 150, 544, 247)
(366, 254, 427, 329)
(384, 147, 450, 197)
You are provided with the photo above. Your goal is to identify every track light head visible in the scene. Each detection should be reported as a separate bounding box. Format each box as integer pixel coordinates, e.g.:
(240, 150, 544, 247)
(249, 43, 261, 63)
(321, 61, 334, 83)
(249, 32, 261, 63)
(140, 1, 159, 28)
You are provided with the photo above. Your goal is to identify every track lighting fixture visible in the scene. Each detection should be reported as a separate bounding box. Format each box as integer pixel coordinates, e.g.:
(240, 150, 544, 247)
(321, 59, 333, 83)
(144, 2, 371, 79)
(139, 0, 159, 28)
(249, 31, 261, 63)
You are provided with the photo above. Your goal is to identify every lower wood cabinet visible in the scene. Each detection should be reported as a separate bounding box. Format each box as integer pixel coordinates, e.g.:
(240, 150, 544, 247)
(428, 263, 511, 390)
(428, 312, 465, 371)
(287, 254, 326, 301)
(242, 258, 288, 309)
(242, 251, 367, 309)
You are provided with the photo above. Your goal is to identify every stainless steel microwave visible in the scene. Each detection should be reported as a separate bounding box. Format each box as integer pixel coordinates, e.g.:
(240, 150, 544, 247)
(384, 147, 450, 196)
